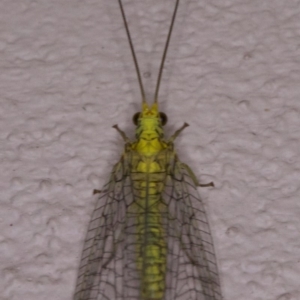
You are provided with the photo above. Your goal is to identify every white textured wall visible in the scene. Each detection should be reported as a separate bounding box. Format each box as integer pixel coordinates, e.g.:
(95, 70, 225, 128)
(1, 0, 300, 299)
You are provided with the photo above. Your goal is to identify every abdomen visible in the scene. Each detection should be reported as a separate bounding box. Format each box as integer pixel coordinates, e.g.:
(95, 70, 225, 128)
(132, 162, 167, 300)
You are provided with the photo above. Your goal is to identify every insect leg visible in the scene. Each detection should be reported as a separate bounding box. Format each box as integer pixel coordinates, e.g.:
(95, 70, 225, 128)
(169, 122, 189, 142)
(181, 162, 214, 187)
(112, 124, 131, 143)
(93, 189, 102, 195)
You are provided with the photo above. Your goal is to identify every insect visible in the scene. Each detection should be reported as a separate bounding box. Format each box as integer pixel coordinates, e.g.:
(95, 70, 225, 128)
(73, 0, 222, 299)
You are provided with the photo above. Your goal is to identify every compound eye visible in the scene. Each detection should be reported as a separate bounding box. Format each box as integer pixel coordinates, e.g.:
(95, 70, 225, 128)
(159, 112, 168, 126)
(132, 112, 141, 125)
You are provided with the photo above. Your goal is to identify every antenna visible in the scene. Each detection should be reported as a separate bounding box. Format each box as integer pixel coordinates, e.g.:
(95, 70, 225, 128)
(118, 0, 180, 104)
(118, 0, 146, 102)
(154, 0, 180, 103)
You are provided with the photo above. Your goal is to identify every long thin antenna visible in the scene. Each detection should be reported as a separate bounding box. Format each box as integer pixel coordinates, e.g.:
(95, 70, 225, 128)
(118, 0, 146, 102)
(154, 0, 180, 103)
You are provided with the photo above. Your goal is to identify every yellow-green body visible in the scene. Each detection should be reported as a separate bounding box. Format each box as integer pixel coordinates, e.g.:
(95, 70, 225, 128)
(130, 102, 168, 300)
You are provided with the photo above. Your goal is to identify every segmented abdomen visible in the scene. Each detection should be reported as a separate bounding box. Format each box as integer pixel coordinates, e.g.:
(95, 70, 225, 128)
(132, 160, 167, 300)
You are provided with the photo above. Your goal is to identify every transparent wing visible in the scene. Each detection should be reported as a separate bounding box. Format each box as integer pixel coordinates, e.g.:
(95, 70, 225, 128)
(74, 153, 222, 300)
(74, 159, 133, 300)
(162, 158, 222, 300)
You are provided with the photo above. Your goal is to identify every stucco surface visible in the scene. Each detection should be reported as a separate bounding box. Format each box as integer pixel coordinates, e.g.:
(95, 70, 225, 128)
(1, 0, 300, 299)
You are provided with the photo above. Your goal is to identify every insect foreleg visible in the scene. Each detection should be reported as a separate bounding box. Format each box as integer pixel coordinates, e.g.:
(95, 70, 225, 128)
(112, 124, 131, 143)
(168, 122, 189, 142)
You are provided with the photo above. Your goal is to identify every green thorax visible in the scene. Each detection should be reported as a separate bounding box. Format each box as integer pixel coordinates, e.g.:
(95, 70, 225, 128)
(132, 102, 167, 157)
